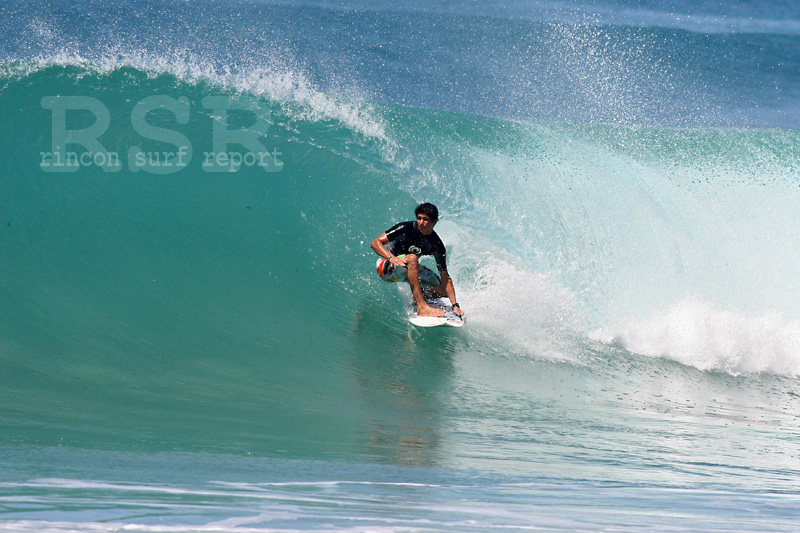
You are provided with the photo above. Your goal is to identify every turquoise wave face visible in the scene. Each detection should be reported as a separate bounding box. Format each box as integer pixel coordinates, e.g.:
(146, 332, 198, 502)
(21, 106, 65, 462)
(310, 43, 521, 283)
(2, 62, 800, 467)
(0, 63, 411, 455)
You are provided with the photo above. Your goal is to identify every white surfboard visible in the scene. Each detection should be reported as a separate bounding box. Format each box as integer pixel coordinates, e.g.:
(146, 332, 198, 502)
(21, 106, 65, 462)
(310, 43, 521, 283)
(408, 297, 465, 328)
(409, 315, 449, 327)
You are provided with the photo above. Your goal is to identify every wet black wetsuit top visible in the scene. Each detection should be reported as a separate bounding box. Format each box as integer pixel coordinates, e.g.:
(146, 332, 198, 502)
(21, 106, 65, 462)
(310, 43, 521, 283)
(384, 221, 448, 272)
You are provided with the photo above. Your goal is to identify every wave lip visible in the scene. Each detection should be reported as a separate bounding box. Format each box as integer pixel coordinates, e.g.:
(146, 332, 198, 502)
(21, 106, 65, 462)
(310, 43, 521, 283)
(6, 45, 394, 149)
(592, 298, 800, 376)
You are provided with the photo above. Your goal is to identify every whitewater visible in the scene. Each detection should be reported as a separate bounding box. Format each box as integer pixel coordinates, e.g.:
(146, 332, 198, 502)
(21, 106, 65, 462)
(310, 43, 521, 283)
(2, 0, 800, 530)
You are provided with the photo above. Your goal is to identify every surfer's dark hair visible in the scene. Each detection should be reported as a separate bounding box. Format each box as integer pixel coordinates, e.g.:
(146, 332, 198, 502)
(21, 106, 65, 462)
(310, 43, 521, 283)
(415, 202, 439, 221)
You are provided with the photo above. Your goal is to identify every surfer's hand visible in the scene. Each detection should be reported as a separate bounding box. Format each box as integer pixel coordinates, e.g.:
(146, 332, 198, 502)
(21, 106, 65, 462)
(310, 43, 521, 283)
(390, 255, 406, 266)
(453, 306, 465, 318)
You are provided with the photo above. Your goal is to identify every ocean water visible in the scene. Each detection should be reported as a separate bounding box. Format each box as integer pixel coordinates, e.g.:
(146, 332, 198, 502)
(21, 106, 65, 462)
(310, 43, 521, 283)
(2, 0, 800, 530)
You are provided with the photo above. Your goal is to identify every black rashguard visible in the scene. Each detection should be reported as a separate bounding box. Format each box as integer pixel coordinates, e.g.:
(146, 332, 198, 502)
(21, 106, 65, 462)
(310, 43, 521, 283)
(384, 221, 448, 272)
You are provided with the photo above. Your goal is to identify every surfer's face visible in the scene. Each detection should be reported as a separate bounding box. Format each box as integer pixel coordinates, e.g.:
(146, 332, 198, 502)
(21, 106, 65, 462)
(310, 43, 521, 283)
(415, 214, 435, 234)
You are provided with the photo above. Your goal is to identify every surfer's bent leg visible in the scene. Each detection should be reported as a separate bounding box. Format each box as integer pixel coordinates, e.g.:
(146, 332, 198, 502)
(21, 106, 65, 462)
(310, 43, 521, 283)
(423, 284, 448, 299)
(405, 254, 444, 317)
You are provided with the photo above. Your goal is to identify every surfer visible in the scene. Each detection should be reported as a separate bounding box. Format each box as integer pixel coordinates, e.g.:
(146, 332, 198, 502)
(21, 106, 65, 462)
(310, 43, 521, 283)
(371, 203, 465, 318)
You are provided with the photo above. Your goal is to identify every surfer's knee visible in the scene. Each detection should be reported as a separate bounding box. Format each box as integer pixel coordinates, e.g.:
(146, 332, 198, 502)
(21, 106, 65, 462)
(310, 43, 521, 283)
(405, 254, 420, 265)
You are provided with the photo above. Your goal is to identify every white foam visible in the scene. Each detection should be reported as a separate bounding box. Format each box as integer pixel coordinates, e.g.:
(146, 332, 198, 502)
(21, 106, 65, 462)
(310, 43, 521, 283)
(0, 519, 448, 533)
(466, 261, 584, 360)
(440, 221, 584, 362)
(592, 298, 800, 376)
(1, 479, 325, 504)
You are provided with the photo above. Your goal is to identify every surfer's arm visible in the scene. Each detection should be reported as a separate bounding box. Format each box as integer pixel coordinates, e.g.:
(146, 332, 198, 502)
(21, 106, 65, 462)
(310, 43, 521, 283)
(439, 271, 464, 317)
(371, 233, 404, 266)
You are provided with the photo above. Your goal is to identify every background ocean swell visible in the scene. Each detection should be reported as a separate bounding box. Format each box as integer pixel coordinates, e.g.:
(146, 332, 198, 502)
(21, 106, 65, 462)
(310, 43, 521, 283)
(2, 0, 799, 128)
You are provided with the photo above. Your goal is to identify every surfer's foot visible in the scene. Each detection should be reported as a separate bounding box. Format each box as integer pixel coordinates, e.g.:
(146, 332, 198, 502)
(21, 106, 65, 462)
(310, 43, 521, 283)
(417, 304, 445, 317)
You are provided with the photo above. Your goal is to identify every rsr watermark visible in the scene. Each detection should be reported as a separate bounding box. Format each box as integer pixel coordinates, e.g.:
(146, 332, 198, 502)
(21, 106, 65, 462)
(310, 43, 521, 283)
(39, 95, 283, 174)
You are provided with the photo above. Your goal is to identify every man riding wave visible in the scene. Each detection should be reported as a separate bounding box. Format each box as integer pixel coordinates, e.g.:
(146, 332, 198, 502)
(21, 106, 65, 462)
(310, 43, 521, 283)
(371, 203, 465, 319)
